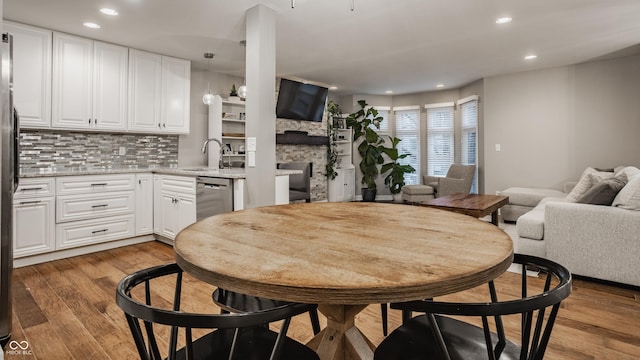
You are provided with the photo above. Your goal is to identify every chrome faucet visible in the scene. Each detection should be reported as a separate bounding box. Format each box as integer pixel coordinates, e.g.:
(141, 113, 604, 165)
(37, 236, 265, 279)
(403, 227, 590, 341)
(201, 138, 224, 169)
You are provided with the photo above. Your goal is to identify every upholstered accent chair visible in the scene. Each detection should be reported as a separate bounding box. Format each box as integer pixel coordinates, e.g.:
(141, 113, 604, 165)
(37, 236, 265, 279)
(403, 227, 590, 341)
(402, 164, 476, 203)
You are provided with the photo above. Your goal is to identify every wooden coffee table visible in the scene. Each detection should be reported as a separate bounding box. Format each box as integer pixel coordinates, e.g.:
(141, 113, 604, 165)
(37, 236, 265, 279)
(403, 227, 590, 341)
(422, 193, 509, 225)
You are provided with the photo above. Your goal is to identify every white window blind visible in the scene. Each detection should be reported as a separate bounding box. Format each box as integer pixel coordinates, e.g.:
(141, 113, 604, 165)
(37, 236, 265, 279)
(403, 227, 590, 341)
(425, 103, 454, 177)
(393, 106, 420, 185)
(373, 106, 390, 134)
(458, 96, 478, 193)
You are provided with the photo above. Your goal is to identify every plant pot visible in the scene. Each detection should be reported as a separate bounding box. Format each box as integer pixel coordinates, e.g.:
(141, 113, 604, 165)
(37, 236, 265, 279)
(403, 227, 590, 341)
(362, 188, 377, 202)
(392, 192, 403, 203)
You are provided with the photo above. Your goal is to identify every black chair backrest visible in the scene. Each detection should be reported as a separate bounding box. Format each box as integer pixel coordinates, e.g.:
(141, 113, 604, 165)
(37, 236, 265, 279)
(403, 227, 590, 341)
(389, 254, 572, 360)
(116, 263, 318, 360)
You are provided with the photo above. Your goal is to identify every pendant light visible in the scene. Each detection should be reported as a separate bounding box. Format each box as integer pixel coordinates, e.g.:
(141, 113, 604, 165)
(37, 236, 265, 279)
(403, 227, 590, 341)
(237, 40, 247, 99)
(202, 52, 215, 105)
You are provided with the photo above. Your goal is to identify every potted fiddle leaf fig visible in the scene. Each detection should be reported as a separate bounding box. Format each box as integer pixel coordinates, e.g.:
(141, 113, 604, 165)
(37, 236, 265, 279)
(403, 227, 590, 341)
(381, 136, 416, 202)
(325, 100, 343, 180)
(345, 100, 385, 202)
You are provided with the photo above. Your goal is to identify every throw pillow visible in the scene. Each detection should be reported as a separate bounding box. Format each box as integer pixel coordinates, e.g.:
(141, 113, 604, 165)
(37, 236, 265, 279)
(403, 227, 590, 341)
(566, 167, 615, 202)
(612, 174, 640, 210)
(576, 173, 627, 206)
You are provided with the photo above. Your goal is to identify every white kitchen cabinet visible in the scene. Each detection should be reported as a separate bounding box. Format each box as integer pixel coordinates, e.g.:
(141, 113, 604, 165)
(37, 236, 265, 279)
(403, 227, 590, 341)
(153, 174, 196, 241)
(129, 49, 190, 134)
(13, 178, 56, 258)
(128, 49, 162, 132)
(328, 168, 355, 202)
(135, 173, 154, 236)
(52, 33, 128, 130)
(4, 22, 52, 128)
(161, 56, 191, 133)
(55, 174, 136, 250)
(56, 214, 135, 250)
(92, 41, 129, 130)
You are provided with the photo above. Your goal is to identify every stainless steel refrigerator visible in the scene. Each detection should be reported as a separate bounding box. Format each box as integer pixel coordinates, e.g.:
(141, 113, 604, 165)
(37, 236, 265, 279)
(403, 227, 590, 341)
(1, 32, 19, 347)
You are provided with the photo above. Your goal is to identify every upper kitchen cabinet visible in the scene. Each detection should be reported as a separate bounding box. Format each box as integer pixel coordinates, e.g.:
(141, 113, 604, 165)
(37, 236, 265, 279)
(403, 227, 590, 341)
(4, 22, 52, 129)
(52, 32, 128, 131)
(128, 49, 191, 134)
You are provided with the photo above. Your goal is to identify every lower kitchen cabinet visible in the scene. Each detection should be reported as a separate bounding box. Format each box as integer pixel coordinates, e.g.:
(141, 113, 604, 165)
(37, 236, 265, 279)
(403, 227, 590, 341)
(153, 174, 196, 241)
(56, 214, 135, 250)
(13, 196, 55, 258)
(136, 173, 154, 235)
(13, 178, 56, 258)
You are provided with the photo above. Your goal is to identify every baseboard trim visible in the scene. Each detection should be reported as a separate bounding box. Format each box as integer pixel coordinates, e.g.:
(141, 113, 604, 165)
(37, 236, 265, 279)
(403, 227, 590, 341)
(13, 235, 156, 268)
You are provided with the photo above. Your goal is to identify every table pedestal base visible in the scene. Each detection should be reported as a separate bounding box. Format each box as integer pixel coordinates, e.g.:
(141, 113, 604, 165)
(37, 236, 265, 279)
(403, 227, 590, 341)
(307, 304, 375, 360)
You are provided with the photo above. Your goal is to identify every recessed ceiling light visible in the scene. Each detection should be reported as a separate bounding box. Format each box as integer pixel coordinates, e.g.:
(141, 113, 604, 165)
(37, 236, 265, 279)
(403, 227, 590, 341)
(100, 8, 119, 16)
(83, 22, 101, 29)
(385, 90, 393, 94)
(329, 86, 338, 91)
(524, 54, 538, 60)
(436, 84, 445, 88)
(496, 17, 512, 24)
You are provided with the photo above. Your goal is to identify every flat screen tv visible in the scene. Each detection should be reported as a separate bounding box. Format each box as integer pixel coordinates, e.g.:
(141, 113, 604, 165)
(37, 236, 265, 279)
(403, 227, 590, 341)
(276, 78, 328, 122)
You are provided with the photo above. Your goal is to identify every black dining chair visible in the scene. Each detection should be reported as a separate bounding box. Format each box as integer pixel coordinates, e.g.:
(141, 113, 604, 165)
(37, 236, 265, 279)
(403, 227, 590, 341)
(116, 263, 320, 360)
(374, 253, 572, 360)
(212, 288, 322, 335)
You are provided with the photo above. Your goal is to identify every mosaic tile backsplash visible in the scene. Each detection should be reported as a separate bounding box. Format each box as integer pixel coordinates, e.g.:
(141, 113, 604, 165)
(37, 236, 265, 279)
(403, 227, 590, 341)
(20, 130, 179, 171)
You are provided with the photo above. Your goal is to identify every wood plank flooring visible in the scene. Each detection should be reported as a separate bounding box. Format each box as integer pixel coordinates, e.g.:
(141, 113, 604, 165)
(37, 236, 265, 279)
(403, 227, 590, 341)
(6, 241, 640, 359)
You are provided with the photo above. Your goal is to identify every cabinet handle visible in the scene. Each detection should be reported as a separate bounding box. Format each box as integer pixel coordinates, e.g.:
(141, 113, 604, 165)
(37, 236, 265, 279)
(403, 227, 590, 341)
(91, 229, 108, 234)
(91, 183, 108, 187)
(91, 204, 108, 208)
(95, 118, 98, 125)
(19, 200, 41, 205)
(88, 118, 92, 124)
(139, 179, 142, 185)
(163, 123, 166, 128)
(158, 123, 161, 128)
(20, 187, 43, 192)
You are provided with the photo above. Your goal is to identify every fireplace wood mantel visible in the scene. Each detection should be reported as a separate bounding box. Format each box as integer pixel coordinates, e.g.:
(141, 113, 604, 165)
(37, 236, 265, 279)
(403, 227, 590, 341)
(276, 132, 329, 146)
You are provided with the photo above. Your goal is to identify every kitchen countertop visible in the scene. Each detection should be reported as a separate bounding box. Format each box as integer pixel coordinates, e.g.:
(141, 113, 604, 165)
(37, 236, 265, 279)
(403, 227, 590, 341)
(19, 166, 302, 179)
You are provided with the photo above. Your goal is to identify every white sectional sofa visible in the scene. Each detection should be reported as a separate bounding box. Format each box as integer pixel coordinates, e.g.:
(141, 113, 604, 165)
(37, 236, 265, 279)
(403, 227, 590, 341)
(513, 166, 640, 287)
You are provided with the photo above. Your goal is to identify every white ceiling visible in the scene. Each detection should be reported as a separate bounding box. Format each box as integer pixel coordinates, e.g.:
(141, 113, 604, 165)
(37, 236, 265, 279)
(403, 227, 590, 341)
(4, 0, 640, 95)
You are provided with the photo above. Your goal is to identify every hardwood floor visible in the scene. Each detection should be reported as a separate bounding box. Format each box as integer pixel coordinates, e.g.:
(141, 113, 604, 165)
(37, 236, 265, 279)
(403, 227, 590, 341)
(7, 241, 640, 359)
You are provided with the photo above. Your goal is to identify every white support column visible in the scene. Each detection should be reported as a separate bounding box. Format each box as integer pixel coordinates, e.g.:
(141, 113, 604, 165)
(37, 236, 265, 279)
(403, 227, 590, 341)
(245, 4, 277, 208)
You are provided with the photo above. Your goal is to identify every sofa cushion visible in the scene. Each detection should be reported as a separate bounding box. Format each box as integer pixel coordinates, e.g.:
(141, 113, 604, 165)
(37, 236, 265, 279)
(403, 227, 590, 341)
(516, 198, 568, 240)
(516, 205, 545, 240)
(566, 167, 614, 202)
(501, 187, 566, 207)
(612, 170, 640, 210)
(402, 184, 434, 195)
(576, 173, 627, 206)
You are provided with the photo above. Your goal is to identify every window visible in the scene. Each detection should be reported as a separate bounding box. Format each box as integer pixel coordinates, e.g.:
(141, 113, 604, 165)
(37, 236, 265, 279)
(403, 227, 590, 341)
(393, 106, 420, 185)
(373, 106, 390, 135)
(458, 96, 478, 193)
(425, 103, 454, 177)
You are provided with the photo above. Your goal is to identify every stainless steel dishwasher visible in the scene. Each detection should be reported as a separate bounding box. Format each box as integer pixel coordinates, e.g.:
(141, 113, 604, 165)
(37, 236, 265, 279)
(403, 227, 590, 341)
(196, 177, 233, 221)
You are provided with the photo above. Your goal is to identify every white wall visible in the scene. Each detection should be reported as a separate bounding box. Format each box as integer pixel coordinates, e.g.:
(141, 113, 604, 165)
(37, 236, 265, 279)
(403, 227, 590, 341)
(178, 69, 243, 167)
(483, 54, 640, 195)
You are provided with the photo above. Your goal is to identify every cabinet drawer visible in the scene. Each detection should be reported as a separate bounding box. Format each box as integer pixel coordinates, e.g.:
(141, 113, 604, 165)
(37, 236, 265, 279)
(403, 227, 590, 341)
(15, 178, 55, 199)
(56, 174, 135, 195)
(57, 191, 135, 223)
(56, 214, 135, 250)
(158, 175, 195, 194)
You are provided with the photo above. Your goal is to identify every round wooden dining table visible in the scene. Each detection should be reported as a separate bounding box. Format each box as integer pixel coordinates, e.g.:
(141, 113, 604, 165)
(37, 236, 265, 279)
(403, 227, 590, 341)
(174, 202, 513, 360)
